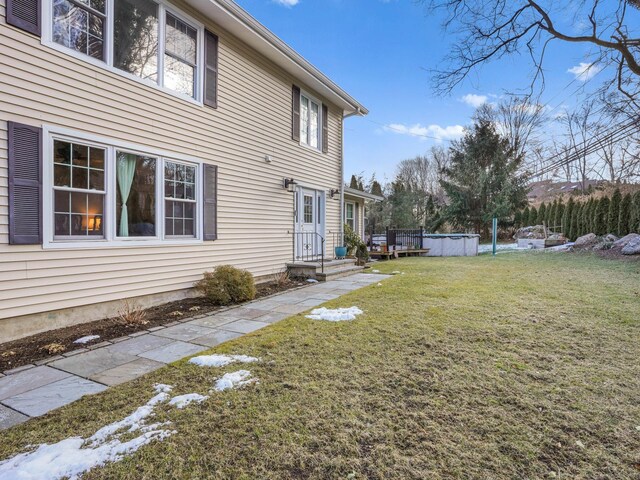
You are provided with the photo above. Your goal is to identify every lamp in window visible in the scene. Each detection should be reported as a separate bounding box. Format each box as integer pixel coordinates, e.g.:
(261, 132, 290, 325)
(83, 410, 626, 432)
(283, 178, 297, 193)
(329, 188, 340, 199)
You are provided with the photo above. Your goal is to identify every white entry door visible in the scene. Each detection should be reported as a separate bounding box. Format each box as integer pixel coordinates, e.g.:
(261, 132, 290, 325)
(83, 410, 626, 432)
(295, 187, 325, 260)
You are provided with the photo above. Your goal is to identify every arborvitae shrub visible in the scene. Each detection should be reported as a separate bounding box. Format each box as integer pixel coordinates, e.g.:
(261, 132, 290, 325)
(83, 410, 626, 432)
(555, 199, 565, 232)
(619, 193, 632, 236)
(563, 197, 574, 238)
(528, 206, 538, 226)
(537, 203, 546, 225)
(522, 206, 530, 227)
(594, 197, 610, 236)
(608, 189, 622, 235)
(631, 191, 640, 233)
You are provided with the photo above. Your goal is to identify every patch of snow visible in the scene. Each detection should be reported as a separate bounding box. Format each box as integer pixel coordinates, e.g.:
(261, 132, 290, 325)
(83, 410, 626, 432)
(213, 370, 256, 391)
(305, 306, 363, 322)
(306, 279, 319, 283)
(377, 283, 383, 287)
(73, 335, 100, 345)
(478, 243, 522, 254)
(168, 393, 208, 409)
(189, 354, 259, 368)
(371, 269, 380, 273)
(391, 271, 401, 275)
(575, 440, 585, 449)
(0, 384, 201, 480)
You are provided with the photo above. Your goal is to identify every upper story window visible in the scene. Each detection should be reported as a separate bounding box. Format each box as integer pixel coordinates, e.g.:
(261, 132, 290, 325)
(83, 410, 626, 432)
(300, 92, 321, 150)
(47, 0, 203, 101)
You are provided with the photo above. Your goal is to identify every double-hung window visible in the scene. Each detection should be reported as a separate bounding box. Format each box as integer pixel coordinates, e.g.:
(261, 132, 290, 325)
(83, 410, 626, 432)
(345, 202, 355, 230)
(48, 0, 202, 100)
(47, 132, 205, 246)
(300, 92, 321, 150)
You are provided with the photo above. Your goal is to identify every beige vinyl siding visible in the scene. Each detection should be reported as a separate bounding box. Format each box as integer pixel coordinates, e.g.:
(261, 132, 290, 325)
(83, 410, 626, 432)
(0, 0, 343, 323)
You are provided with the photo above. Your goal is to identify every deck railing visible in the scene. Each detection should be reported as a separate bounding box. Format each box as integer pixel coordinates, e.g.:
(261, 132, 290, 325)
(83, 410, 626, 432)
(369, 227, 424, 252)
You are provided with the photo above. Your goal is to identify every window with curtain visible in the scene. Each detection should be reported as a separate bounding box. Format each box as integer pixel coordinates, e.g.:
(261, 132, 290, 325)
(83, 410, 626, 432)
(53, 140, 105, 238)
(299, 93, 321, 150)
(115, 152, 157, 237)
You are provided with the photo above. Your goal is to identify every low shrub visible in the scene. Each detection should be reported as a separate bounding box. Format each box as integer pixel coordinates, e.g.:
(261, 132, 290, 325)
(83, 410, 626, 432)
(344, 224, 369, 265)
(195, 265, 256, 306)
(117, 299, 148, 326)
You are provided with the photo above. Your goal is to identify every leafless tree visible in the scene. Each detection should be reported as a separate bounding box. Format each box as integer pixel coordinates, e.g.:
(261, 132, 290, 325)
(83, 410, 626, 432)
(473, 96, 548, 171)
(594, 132, 640, 182)
(562, 100, 601, 190)
(426, 0, 640, 102)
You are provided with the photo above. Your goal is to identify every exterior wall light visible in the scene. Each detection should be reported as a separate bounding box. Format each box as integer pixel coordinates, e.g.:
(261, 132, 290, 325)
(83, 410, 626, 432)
(329, 188, 340, 199)
(283, 178, 297, 193)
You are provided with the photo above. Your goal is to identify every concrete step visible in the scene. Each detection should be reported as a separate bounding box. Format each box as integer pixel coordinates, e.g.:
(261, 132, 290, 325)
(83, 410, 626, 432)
(316, 265, 365, 282)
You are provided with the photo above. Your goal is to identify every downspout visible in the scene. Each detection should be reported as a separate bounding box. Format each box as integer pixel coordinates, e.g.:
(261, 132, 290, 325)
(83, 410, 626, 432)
(341, 107, 362, 248)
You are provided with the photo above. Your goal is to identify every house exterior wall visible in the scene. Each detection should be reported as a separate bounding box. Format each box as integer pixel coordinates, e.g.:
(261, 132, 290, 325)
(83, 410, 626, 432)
(0, 0, 344, 340)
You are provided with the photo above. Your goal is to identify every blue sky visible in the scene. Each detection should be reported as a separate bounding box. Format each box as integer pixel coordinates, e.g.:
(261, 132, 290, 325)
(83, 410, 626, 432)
(235, 0, 608, 183)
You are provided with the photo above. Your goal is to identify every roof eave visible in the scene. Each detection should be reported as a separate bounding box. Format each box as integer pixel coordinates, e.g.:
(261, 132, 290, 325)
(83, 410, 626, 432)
(185, 0, 368, 115)
(344, 187, 384, 202)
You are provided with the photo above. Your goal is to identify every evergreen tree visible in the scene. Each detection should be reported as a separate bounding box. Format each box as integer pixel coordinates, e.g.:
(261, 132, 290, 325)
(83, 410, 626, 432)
(608, 188, 622, 235)
(528, 206, 538, 227)
(388, 182, 417, 228)
(582, 199, 594, 235)
(587, 198, 596, 233)
(358, 181, 364, 191)
(619, 193, 632, 236)
(439, 120, 528, 237)
(594, 196, 610, 235)
(569, 201, 580, 240)
(548, 200, 557, 228)
(537, 202, 546, 225)
(349, 175, 360, 190)
(563, 197, 574, 237)
(370, 180, 384, 197)
(632, 191, 640, 233)
(555, 199, 565, 232)
(522, 206, 530, 227)
(514, 209, 522, 228)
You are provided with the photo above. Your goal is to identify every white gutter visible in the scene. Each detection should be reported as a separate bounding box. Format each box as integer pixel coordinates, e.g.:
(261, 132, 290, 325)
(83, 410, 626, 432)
(201, 0, 369, 115)
(340, 108, 365, 246)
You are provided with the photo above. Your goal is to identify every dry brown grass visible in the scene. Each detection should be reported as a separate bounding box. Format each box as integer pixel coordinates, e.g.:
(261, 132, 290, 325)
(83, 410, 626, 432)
(116, 299, 148, 326)
(1, 253, 639, 479)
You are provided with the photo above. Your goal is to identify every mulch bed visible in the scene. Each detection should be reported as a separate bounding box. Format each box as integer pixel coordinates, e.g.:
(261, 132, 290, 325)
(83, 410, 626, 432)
(0, 279, 305, 373)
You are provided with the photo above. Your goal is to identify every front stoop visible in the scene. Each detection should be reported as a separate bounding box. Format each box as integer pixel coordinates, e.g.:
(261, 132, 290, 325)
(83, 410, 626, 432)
(286, 258, 364, 281)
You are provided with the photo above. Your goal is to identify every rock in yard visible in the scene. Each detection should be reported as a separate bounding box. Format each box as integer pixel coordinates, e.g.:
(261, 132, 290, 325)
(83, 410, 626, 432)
(574, 233, 597, 247)
(604, 234, 618, 243)
(613, 233, 640, 249)
(621, 236, 640, 255)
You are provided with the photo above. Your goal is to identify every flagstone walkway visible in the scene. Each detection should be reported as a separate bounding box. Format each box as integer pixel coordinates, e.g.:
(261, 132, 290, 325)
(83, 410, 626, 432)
(0, 273, 389, 430)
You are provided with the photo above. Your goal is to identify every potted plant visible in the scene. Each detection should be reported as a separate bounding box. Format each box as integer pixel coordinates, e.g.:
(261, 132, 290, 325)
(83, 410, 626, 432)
(335, 245, 347, 259)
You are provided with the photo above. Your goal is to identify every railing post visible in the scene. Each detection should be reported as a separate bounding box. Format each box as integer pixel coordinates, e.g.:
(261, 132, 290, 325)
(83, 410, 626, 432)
(385, 226, 389, 251)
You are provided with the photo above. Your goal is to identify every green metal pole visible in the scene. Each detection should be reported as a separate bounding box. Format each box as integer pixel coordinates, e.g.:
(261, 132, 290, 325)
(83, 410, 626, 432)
(492, 217, 498, 256)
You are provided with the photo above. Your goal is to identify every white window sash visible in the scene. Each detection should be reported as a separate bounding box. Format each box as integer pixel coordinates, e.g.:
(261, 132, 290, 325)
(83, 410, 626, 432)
(42, 126, 204, 249)
(299, 91, 322, 152)
(42, 0, 205, 104)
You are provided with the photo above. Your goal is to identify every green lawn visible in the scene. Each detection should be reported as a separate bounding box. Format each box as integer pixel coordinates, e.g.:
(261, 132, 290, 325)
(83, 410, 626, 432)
(2, 253, 639, 479)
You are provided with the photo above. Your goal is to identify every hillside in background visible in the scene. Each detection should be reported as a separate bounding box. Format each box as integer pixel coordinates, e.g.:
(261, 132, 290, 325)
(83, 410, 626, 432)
(527, 180, 640, 207)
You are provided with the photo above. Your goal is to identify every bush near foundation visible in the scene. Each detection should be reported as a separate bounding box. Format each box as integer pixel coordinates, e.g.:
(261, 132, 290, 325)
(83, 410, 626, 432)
(195, 265, 256, 305)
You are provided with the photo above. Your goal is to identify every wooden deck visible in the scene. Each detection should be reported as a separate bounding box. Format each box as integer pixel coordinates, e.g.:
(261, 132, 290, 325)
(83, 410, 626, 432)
(369, 249, 430, 260)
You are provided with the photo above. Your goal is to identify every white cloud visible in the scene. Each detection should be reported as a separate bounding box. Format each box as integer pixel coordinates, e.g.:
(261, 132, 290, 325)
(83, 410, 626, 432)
(273, 0, 299, 6)
(567, 62, 602, 81)
(384, 123, 465, 142)
(460, 94, 488, 108)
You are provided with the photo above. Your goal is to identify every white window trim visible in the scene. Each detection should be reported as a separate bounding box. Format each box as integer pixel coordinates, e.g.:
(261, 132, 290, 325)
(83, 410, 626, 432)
(41, 0, 205, 106)
(299, 90, 322, 152)
(345, 201, 355, 229)
(43, 125, 204, 249)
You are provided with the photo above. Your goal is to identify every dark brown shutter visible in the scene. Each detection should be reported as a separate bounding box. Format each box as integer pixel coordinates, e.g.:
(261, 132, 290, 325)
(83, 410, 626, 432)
(292, 85, 301, 142)
(203, 163, 217, 241)
(8, 121, 42, 245)
(322, 104, 329, 153)
(6, 0, 41, 36)
(204, 30, 218, 108)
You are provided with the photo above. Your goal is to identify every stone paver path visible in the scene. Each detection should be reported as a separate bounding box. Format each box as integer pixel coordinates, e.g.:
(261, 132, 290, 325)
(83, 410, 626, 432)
(0, 273, 389, 430)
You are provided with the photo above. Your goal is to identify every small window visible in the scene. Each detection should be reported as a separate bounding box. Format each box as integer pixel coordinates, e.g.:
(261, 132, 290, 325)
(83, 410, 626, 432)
(52, 0, 106, 60)
(53, 140, 106, 238)
(345, 202, 355, 230)
(303, 194, 313, 223)
(300, 93, 321, 150)
(164, 161, 197, 237)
